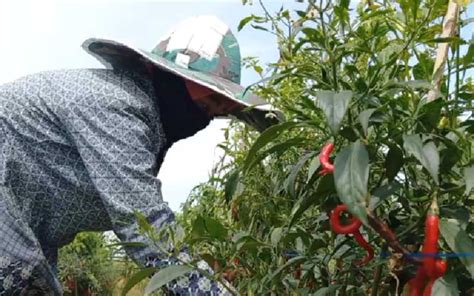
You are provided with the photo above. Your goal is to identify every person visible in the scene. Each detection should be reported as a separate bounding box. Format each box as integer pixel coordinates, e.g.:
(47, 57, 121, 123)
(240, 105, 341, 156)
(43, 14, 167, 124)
(0, 15, 281, 295)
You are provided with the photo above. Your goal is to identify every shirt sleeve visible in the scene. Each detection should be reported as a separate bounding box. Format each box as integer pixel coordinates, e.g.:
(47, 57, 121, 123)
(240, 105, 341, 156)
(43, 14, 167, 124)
(62, 74, 174, 266)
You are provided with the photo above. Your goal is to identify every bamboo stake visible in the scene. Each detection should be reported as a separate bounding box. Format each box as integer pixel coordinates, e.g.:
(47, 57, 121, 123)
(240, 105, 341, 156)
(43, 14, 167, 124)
(427, 0, 460, 102)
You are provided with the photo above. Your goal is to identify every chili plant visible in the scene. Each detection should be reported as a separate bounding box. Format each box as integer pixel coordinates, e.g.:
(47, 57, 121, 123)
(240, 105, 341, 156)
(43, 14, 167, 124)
(127, 0, 474, 295)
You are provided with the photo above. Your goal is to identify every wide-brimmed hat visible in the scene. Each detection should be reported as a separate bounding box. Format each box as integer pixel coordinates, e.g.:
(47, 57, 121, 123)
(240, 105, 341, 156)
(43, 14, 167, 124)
(82, 15, 283, 131)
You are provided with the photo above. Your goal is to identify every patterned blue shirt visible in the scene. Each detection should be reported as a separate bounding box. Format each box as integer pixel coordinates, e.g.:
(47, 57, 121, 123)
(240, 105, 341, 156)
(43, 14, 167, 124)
(0, 68, 173, 264)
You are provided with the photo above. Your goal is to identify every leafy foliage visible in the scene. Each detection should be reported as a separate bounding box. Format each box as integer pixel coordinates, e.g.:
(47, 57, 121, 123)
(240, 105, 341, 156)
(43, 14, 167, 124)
(172, 1, 473, 295)
(92, 1, 474, 295)
(58, 232, 119, 295)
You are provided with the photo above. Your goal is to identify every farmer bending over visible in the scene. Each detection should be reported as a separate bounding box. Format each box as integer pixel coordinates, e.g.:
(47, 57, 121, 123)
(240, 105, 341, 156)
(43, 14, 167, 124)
(0, 15, 280, 295)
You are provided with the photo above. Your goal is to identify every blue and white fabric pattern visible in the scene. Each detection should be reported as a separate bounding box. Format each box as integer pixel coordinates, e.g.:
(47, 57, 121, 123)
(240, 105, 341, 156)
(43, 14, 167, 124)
(0, 68, 231, 295)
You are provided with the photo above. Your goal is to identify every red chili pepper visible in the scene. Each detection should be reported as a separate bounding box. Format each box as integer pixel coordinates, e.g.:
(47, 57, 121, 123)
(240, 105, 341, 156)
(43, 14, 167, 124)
(407, 259, 444, 295)
(231, 201, 239, 221)
(434, 259, 447, 277)
(319, 142, 334, 175)
(233, 257, 240, 266)
(353, 231, 375, 265)
(66, 277, 77, 292)
(294, 263, 302, 280)
(407, 200, 447, 295)
(423, 214, 439, 278)
(306, 279, 317, 289)
(213, 260, 221, 271)
(422, 278, 436, 296)
(407, 257, 447, 294)
(330, 204, 362, 234)
(330, 204, 374, 266)
(422, 200, 445, 279)
(408, 266, 428, 296)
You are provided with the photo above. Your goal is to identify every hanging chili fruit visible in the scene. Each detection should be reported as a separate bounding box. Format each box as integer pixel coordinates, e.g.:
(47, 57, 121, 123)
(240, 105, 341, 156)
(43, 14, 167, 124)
(407, 266, 428, 296)
(294, 263, 302, 280)
(422, 199, 447, 279)
(407, 199, 448, 296)
(319, 142, 334, 175)
(330, 204, 374, 265)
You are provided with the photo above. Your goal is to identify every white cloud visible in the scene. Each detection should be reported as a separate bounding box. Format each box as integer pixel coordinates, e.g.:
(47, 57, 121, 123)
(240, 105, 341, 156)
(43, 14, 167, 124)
(0, 1, 59, 82)
(158, 120, 229, 210)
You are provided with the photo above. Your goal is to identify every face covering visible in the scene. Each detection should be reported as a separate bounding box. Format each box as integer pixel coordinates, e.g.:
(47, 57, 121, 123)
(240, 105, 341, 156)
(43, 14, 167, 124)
(151, 69, 212, 145)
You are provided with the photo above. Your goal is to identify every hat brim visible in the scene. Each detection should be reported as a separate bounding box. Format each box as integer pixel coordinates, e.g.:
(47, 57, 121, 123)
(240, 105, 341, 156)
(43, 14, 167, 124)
(82, 38, 284, 131)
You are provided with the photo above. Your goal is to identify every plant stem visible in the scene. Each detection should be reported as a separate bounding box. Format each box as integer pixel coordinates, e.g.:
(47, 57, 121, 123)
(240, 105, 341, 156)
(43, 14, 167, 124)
(318, 0, 326, 39)
(366, 212, 421, 264)
(371, 244, 388, 296)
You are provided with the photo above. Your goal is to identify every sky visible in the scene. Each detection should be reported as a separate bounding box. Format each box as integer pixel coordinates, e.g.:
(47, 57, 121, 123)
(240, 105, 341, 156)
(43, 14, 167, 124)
(0, 1, 472, 212)
(0, 0, 304, 211)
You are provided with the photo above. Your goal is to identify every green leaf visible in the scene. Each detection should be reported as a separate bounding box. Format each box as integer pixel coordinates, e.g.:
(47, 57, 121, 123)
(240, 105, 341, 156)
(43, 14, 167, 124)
(440, 143, 462, 172)
(439, 219, 474, 278)
(307, 155, 321, 182)
(463, 44, 474, 67)
(106, 242, 148, 249)
(285, 151, 318, 198)
(339, 127, 359, 141)
(191, 216, 228, 240)
(253, 65, 263, 74)
(385, 145, 404, 181)
(314, 286, 342, 295)
(204, 217, 228, 240)
(251, 24, 269, 32)
(235, 235, 265, 252)
(440, 207, 470, 229)
(190, 216, 207, 240)
(189, 216, 228, 241)
(301, 28, 324, 45)
(267, 256, 306, 282)
(359, 108, 377, 136)
(334, 141, 369, 224)
(426, 36, 465, 44)
(432, 273, 459, 296)
(145, 265, 193, 295)
(270, 227, 284, 245)
(369, 182, 402, 211)
(224, 170, 240, 203)
(403, 134, 440, 184)
(289, 174, 335, 227)
(243, 121, 301, 172)
(246, 138, 310, 176)
(417, 98, 444, 132)
(316, 90, 353, 135)
(121, 267, 157, 296)
(266, 138, 309, 156)
(238, 15, 255, 31)
(413, 52, 435, 80)
(135, 211, 154, 233)
(464, 166, 474, 195)
(390, 80, 433, 89)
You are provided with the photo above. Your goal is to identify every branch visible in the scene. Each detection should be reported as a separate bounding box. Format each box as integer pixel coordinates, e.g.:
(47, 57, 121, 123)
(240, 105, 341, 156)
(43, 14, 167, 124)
(367, 212, 422, 264)
(427, 0, 460, 102)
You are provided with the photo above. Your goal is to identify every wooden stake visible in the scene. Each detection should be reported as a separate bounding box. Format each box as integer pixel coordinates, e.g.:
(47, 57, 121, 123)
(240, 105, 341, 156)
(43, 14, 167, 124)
(427, 1, 460, 102)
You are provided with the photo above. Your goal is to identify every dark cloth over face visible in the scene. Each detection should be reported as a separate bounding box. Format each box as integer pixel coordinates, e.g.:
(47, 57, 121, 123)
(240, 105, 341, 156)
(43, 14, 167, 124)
(152, 69, 212, 145)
